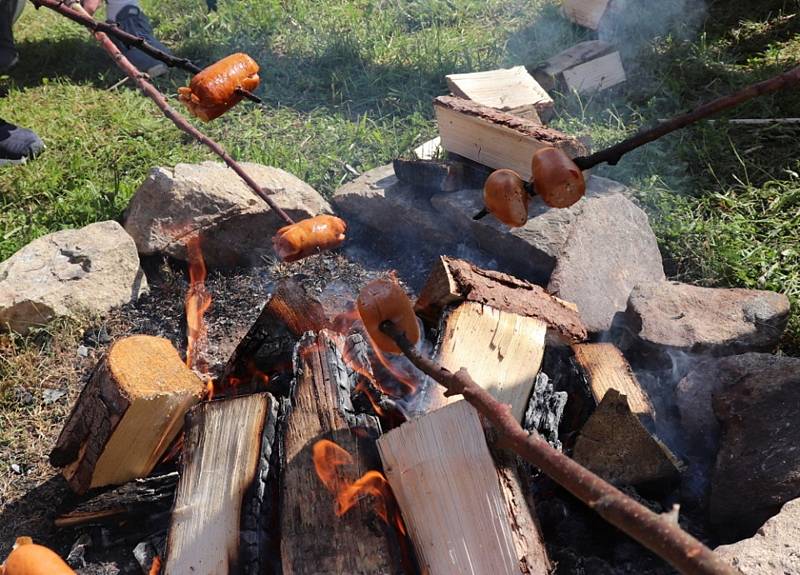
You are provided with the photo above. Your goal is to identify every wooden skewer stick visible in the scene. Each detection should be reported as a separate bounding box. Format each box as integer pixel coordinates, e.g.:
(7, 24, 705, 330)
(378, 320, 738, 575)
(572, 64, 800, 170)
(31, 0, 262, 103)
(31, 0, 294, 225)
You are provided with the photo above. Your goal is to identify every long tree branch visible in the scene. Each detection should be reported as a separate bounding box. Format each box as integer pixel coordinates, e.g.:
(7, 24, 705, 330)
(573, 64, 800, 170)
(379, 320, 738, 575)
(34, 0, 261, 103)
(31, 0, 294, 225)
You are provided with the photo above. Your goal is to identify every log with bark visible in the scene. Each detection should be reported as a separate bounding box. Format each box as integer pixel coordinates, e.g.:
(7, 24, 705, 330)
(280, 330, 404, 574)
(433, 96, 588, 180)
(50, 336, 206, 494)
(219, 277, 329, 395)
(163, 392, 281, 575)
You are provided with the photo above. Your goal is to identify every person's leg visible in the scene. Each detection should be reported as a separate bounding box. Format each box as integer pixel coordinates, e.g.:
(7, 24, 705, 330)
(0, 0, 20, 73)
(106, 0, 170, 77)
(0, 119, 44, 165)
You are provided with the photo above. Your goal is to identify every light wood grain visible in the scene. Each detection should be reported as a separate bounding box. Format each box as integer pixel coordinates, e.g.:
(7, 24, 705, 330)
(378, 400, 529, 575)
(446, 66, 553, 119)
(51, 335, 205, 494)
(164, 393, 274, 575)
(572, 342, 654, 419)
(431, 301, 547, 422)
(533, 40, 614, 91)
(562, 51, 626, 93)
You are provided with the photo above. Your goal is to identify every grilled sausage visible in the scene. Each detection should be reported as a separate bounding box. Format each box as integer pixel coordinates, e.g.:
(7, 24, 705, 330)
(483, 168, 529, 227)
(178, 53, 260, 121)
(1, 537, 75, 575)
(272, 215, 347, 262)
(531, 147, 586, 208)
(357, 278, 420, 354)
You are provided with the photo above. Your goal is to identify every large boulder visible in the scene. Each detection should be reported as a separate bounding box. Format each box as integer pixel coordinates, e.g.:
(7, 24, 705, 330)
(709, 355, 800, 537)
(546, 193, 665, 332)
(124, 162, 332, 267)
(333, 164, 460, 247)
(623, 282, 789, 355)
(0, 221, 147, 334)
(716, 497, 800, 574)
(430, 175, 626, 285)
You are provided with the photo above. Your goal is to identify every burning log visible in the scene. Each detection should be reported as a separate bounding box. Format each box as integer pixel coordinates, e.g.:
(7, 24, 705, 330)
(445, 66, 554, 121)
(219, 277, 328, 394)
(433, 96, 588, 181)
(50, 336, 205, 494)
(281, 331, 403, 574)
(163, 392, 280, 575)
(378, 400, 550, 574)
(377, 319, 737, 575)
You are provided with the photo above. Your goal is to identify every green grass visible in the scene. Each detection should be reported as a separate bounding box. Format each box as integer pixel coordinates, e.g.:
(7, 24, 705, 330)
(0, 0, 798, 350)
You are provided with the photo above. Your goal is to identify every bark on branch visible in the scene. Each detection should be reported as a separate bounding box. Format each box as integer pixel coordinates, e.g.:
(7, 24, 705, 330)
(31, 0, 292, 224)
(379, 320, 738, 575)
(574, 64, 800, 169)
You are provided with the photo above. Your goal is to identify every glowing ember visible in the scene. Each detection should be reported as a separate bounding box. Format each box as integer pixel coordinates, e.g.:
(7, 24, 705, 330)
(312, 439, 405, 535)
(148, 555, 162, 575)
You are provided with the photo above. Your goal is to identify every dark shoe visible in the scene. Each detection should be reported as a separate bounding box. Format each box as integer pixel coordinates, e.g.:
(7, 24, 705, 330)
(0, 119, 44, 164)
(111, 5, 169, 77)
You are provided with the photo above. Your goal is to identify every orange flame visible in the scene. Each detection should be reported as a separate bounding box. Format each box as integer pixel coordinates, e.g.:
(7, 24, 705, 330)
(312, 439, 405, 535)
(185, 235, 212, 371)
(148, 555, 161, 575)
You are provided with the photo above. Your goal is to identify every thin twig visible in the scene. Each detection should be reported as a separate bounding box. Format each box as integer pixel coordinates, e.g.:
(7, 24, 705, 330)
(379, 320, 738, 575)
(32, 0, 293, 225)
(33, 0, 261, 103)
(573, 64, 800, 170)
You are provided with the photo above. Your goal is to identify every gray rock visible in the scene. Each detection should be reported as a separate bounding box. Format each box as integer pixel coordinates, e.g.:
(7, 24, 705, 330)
(124, 162, 332, 268)
(624, 281, 789, 354)
(431, 175, 626, 285)
(333, 164, 459, 247)
(546, 193, 665, 332)
(710, 355, 800, 537)
(0, 221, 147, 334)
(716, 497, 800, 574)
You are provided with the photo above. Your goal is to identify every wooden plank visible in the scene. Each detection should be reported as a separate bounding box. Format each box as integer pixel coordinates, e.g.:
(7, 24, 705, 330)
(431, 301, 547, 421)
(50, 336, 205, 494)
(281, 331, 401, 575)
(532, 40, 615, 91)
(378, 400, 547, 575)
(446, 66, 553, 120)
(416, 255, 587, 344)
(163, 392, 278, 575)
(561, 0, 611, 30)
(562, 51, 626, 93)
(572, 342, 654, 419)
(434, 96, 587, 181)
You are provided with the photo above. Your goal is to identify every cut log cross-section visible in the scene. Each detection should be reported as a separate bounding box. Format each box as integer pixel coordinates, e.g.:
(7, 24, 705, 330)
(164, 392, 279, 575)
(433, 96, 588, 180)
(533, 41, 625, 94)
(50, 335, 206, 494)
(561, 0, 612, 30)
(417, 256, 587, 418)
(280, 330, 402, 575)
(570, 342, 681, 487)
(446, 66, 554, 121)
(379, 400, 548, 575)
(533, 40, 615, 90)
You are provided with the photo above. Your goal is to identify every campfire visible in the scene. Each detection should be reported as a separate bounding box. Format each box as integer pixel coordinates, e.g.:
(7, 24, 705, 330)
(5, 2, 800, 575)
